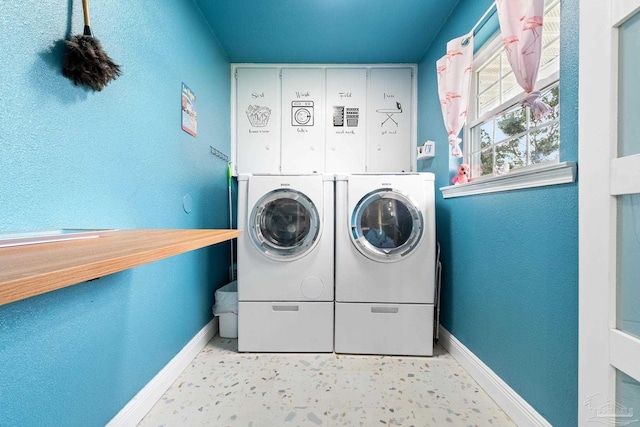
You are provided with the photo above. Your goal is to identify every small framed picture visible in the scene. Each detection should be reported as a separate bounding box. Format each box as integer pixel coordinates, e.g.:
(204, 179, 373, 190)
(181, 83, 197, 137)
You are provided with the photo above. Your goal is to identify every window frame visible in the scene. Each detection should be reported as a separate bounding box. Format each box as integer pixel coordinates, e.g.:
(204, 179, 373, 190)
(441, 0, 575, 198)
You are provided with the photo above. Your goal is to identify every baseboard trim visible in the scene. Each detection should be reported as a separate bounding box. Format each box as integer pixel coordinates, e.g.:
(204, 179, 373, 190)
(107, 317, 218, 427)
(439, 326, 552, 427)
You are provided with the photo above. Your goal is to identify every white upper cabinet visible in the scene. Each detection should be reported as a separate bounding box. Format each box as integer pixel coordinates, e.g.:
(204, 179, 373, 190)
(235, 67, 281, 174)
(367, 67, 413, 172)
(325, 68, 368, 173)
(232, 64, 416, 175)
(281, 68, 326, 174)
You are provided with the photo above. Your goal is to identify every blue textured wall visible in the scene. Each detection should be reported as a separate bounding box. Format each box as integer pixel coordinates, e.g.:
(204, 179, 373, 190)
(0, 1, 231, 426)
(417, 0, 579, 426)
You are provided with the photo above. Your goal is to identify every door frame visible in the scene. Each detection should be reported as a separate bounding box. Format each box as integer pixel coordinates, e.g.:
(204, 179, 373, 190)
(579, 1, 640, 425)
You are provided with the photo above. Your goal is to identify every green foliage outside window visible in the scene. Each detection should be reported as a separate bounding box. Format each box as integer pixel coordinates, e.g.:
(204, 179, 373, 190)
(476, 85, 559, 177)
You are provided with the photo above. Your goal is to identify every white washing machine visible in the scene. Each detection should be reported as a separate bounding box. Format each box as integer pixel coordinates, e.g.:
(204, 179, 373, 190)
(334, 173, 436, 356)
(237, 174, 334, 352)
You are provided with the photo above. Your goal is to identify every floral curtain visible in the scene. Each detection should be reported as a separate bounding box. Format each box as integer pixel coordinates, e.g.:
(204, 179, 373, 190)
(436, 33, 474, 158)
(496, 0, 552, 119)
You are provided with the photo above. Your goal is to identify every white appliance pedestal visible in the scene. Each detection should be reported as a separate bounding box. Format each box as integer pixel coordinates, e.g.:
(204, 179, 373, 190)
(238, 301, 334, 352)
(334, 302, 434, 356)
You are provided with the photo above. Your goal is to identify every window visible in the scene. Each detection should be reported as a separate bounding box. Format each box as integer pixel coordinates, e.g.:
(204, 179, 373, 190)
(466, 0, 561, 179)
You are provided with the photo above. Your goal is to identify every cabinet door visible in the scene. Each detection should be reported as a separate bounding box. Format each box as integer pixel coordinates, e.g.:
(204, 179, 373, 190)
(325, 68, 367, 173)
(281, 68, 325, 174)
(367, 67, 413, 172)
(236, 68, 280, 174)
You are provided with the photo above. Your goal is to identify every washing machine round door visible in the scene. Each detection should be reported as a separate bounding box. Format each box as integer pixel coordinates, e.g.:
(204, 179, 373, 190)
(350, 188, 423, 262)
(249, 189, 321, 261)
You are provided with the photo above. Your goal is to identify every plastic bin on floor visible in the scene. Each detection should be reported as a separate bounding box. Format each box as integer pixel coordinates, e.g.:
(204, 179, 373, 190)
(219, 313, 238, 338)
(212, 281, 238, 338)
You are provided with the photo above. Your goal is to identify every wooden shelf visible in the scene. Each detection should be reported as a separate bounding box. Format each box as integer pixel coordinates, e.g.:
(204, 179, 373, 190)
(0, 229, 240, 306)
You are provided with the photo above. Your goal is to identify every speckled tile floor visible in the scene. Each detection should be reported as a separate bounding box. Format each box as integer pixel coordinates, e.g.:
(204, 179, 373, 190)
(137, 335, 516, 427)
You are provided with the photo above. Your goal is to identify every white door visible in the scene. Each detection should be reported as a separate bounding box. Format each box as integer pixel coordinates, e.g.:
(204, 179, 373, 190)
(579, 2, 640, 426)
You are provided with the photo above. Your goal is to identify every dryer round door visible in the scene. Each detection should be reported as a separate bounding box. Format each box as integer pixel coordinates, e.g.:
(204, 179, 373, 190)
(350, 188, 423, 262)
(249, 189, 321, 261)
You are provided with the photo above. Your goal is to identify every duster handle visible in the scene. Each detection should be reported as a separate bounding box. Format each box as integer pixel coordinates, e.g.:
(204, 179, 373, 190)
(82, 0, 92, 36)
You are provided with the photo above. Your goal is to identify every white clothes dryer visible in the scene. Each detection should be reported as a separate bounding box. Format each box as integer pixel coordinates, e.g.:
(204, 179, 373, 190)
(237, 174, 334, 352)
(334, 173, 436, 356)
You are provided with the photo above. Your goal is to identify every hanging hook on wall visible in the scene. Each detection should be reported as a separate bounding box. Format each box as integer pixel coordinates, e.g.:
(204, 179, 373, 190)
(210, 146, 230, 163)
